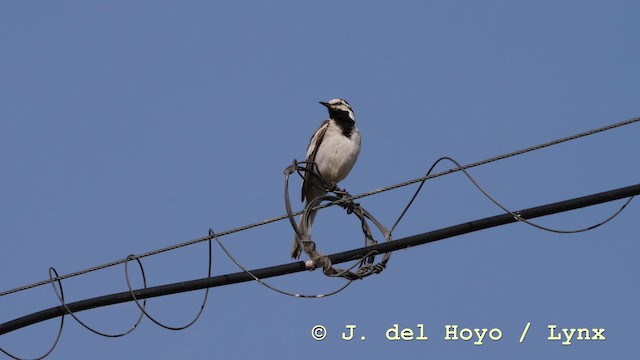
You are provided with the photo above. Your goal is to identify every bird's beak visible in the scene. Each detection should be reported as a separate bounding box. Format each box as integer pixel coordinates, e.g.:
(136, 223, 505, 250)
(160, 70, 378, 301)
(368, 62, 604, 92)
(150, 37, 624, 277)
(319, 101, 330, 108)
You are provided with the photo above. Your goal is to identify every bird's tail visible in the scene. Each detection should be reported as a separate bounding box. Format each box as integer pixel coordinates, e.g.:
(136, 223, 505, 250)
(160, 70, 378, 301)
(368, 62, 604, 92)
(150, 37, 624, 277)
(291, 176, 326, 259)
(290, 208, 318, 259)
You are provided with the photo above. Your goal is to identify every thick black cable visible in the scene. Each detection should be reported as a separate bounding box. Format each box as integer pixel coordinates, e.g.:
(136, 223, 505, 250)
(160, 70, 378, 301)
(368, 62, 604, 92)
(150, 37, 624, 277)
(1, 183, 637, 336)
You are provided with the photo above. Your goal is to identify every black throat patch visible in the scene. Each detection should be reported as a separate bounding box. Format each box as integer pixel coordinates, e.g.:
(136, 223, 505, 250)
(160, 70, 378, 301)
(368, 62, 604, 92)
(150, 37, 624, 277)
(330, 110, 356, 137)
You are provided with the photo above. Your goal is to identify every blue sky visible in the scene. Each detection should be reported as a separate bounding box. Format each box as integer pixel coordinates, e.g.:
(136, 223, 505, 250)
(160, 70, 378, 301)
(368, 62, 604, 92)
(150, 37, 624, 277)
(1, 1, 639, 359)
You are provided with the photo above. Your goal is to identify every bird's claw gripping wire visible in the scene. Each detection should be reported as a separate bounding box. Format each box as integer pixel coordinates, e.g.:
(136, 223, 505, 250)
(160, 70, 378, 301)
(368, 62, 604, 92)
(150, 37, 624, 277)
(330, 187, 360, 214)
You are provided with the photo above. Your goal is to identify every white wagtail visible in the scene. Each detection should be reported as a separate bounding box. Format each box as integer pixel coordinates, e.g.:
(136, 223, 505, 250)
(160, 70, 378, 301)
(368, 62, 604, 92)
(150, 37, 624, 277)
(291, 98, 361, 259)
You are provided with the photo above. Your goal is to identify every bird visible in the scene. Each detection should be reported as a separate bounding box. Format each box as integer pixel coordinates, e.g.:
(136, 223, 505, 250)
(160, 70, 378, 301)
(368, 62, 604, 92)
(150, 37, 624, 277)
(291, 98, 361, 259)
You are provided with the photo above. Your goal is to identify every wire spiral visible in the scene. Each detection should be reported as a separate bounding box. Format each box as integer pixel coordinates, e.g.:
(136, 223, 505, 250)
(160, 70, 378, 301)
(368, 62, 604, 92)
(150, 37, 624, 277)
(284, 160, 392, 280)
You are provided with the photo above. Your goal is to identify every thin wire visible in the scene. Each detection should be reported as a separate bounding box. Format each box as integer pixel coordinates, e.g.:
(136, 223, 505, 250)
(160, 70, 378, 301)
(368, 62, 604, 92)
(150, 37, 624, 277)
(390, 158, 441, 234)
(350, 116, 640, 202)
(1, 116, 638, 298)
(211, 229, 353, 298)
(391, 156, 635, 234)
(444, 156, 635, 233)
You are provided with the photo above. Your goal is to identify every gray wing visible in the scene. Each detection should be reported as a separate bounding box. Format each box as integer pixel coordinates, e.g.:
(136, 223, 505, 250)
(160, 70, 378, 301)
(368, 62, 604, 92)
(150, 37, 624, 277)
(302, 120, 329, 202)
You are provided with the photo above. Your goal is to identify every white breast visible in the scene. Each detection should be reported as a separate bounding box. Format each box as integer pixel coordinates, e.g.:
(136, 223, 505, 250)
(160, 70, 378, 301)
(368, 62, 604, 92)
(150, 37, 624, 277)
(312, 120, 361, 184)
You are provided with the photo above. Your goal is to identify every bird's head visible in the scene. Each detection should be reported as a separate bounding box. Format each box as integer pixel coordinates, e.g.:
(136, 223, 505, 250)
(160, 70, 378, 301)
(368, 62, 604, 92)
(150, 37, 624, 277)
(320, 98, 355, 122)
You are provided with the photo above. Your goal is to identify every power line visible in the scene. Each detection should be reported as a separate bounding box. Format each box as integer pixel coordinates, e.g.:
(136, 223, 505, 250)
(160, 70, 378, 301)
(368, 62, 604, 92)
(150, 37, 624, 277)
(1, 115, 638, 298)
(348, 116, 640, 201)
(1, 183, 637, 336)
